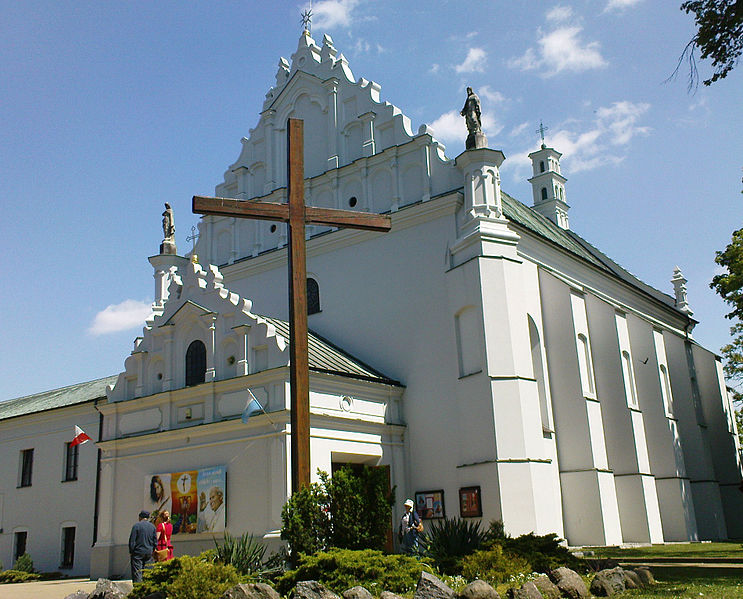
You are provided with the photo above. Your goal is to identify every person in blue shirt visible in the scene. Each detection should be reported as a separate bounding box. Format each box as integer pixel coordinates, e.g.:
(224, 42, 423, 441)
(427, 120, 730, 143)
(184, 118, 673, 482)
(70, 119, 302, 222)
(399, 498, 423, 554)
(129, 510, 157, 582)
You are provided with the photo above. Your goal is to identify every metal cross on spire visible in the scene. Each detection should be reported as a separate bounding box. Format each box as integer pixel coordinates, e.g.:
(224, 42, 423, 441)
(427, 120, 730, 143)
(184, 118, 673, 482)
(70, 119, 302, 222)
(186, 225, 200, 255)
(536, 121, 548, 148)
(301, 2, 313, 32)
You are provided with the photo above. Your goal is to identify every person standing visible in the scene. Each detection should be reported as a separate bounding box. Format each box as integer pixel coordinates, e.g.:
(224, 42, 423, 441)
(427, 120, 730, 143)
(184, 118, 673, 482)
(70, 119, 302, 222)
(155, 510, 174, 560)
(399, 498, 423, 554)
(129, 510, 157, 582)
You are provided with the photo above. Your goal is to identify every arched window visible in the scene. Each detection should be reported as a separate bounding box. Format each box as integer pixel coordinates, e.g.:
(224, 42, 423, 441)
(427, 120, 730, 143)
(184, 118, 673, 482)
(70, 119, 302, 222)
(185, 340, 206, 387)
(541, 187, 548, 201)
(307, 277, 320, 315)
(540, 161, 545, 173)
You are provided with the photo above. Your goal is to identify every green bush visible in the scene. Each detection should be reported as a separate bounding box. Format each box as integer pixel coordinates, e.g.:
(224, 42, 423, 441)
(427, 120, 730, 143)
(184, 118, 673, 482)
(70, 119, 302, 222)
(501, 533, 586, 573)
(422, 517, 489, 574)
(213, 531, 267, 577)
(459, 545, 532, 585)
(129, 552, 240, 599)
(276, 548, 431, 596)
(13, 553, 34, 573)
(281, 467, 394, 561)
(0, 569, 41, 583)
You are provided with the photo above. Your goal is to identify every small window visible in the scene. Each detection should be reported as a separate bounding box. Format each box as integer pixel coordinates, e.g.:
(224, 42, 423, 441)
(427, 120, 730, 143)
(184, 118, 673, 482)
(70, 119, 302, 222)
(540, 161, 545, 173)
(61, 526, 75, 569)
(19, 449, 33, 487)
(541, 187, 548, 201)
(577, 333, 595, 396)
(14, 531, 27, 562)
(621, 350, 638, 408)
(348, 196, 358, 207)
(185, 340, 207, 387)
(307, 278, 320, 315)
(64, 442, 79, 482)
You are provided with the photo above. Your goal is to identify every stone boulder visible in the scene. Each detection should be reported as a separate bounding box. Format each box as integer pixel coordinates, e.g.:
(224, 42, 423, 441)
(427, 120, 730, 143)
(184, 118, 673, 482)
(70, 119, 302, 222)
(532, 574, 560, 599)
(414, 571, 456, 599)
(380, 591, 406, 599)
(88, 579, 133, 599)
(622, 569, 641, 589)
(634, 567, 655, 585)
(343, 586, 373, 599)
(505, 581, 543, 599)
(63, 592, 90, 599)
(222, 583, 282, 599)
(293, 581, 342, 599)
(458, 579, 500, 599)
(547, 567, 589, 599)
(589, 568, 626, 596)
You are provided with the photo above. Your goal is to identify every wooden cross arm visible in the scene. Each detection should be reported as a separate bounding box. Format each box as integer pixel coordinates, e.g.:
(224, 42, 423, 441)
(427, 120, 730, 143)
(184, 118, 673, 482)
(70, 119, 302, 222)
(193, 195, 391, 232)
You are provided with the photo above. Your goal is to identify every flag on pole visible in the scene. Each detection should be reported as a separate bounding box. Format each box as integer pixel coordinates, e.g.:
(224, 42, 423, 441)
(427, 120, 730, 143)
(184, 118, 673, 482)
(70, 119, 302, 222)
(70, 425, 92, 447)
(242, 389, 265, 423)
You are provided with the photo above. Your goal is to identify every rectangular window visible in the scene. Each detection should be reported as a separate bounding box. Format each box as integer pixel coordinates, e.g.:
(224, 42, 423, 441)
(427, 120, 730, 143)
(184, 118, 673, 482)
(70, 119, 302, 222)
(570, 293, 596, 398)
(653, 329, 674, 417)
(14, 531, 27, 562)
(64, 442, 79, 482)
(615, 313, 639, 408)
(19, 449, 34, 487)
(61, 526, 75, 569)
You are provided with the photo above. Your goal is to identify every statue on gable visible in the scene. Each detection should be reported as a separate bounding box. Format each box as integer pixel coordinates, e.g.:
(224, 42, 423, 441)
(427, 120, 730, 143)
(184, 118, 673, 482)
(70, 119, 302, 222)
(461, 87, 487, 150)
(160, 202, 177, 255)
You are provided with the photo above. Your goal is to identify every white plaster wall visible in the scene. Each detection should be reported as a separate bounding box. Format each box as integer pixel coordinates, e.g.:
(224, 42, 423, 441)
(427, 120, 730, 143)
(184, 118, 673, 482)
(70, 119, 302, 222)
(0, 402, 101, 576)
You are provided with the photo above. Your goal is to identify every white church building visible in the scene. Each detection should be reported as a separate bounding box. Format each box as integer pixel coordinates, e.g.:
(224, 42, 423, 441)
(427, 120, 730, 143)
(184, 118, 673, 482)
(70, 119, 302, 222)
(2, 30, 742, 579)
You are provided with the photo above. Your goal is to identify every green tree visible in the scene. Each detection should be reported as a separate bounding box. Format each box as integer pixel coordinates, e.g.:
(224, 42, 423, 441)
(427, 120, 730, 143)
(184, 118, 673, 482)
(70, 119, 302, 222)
(673, 0, 743, 88)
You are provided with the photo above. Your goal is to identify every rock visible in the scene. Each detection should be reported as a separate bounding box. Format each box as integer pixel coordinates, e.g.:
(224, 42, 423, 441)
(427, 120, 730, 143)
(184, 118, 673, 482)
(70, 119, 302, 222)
(414, 571, 456, 599)
(293, 581, 343, 599)
(532, 574, 560, 599)
(222, 583, 282, 599)
(89, 579, 133, 599)
(458, 579, 500, 599)
(589, 568, 626, 596)
(622, 570, 641, 589)
(547, 567, 589, 599)
(505, 581, 542, 599)
(633, 567, 655, 585)
(381, 592, 406, 599)
(63, 592, 90, 599)
(343, 587, 373, 599)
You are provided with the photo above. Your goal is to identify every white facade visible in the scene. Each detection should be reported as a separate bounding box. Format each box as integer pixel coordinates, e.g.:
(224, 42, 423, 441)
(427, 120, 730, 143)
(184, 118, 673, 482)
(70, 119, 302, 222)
(2, 30, 742, 578)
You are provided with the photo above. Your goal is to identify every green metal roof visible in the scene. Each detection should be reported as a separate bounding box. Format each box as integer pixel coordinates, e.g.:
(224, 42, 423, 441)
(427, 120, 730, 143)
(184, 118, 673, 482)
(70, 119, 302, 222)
(501, 192, 679, 311)
(0, 375, 117, 421)
(260, 315, 402, 386)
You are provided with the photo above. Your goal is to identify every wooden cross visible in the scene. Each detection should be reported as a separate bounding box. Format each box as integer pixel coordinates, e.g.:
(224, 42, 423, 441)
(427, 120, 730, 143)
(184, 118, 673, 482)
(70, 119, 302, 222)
(193, 118, 391, 493)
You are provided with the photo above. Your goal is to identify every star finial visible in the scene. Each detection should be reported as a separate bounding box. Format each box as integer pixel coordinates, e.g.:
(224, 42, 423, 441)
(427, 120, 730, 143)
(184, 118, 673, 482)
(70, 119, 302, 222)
(301, 5, 312, 32)
(536, 121, 548, 148)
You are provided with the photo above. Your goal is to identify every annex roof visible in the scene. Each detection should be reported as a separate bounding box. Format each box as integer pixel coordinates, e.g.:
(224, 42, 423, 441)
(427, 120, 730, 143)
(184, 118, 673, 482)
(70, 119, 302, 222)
(0, 375, 117, 421)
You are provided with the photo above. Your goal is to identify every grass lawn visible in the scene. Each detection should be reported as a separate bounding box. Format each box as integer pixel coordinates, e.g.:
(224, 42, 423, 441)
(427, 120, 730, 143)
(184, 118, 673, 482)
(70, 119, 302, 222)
(584, 541, 743, 560)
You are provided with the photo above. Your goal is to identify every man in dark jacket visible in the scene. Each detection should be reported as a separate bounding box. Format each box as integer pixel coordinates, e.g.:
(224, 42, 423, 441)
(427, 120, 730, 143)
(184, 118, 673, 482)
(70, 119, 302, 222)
(129, 510, 157, 582)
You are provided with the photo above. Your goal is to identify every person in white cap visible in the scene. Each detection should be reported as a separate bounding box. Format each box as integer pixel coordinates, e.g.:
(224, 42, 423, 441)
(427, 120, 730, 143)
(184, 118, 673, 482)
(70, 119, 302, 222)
(399, 498, 423, 554)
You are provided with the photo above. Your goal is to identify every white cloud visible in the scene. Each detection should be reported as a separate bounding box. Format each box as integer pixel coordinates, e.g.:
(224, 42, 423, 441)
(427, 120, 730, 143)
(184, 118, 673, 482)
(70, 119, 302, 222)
(504, 100, 650, 179)
(429, 63, 440, 74)
(428, 110, 502, 146)
(455, 47, 487, 73)
(478, 85, 506, 105)
(509, 122, 530, 137)
(605, 0, 642, 12)
(89, 299, 153, 336)
(509, 26, 607, 76)
(546, 5, 573, 22)
(309, 0, 359, 29)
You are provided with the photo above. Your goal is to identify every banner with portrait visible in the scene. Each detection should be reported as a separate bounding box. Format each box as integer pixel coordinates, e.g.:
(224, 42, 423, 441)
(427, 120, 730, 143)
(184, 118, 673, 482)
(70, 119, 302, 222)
(143, 465, 226, 535)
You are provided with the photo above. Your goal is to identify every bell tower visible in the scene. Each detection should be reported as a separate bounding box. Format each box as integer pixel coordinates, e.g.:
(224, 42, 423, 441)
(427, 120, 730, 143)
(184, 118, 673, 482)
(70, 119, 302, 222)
(528, 123, 569, 229)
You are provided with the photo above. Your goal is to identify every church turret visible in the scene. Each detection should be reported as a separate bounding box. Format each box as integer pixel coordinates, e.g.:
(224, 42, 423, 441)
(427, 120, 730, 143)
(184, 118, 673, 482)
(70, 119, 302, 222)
(528, 127, 569, 229)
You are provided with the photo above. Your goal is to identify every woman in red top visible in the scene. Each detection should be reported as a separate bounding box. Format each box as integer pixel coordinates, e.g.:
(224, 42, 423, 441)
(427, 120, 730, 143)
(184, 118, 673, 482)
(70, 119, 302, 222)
(156, 510, 174, 560)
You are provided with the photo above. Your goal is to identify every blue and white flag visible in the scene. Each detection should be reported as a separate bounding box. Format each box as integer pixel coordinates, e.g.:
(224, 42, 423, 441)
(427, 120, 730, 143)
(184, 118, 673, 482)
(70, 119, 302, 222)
(241, 389, 265, 423)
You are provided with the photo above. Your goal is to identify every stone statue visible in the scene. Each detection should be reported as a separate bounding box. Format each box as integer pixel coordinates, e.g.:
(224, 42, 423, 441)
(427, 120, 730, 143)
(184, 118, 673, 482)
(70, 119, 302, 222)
(160, 203, 177, 255)
(461, 87, 487, 150)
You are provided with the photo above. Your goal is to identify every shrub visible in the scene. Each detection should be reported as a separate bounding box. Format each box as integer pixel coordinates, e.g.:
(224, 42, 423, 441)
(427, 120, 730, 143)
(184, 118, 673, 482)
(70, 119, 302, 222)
(501, 533, 586, 573)
(281, 481, 331, 560)
(422, 517, 489, 574)
(128, 556, 185, 599)
(460, 545, 531, 585)
(213, 531, 267, 577)
(13, 553, 34, 573)
(0, 569, 41, 583)
(276, 548, 431, 596)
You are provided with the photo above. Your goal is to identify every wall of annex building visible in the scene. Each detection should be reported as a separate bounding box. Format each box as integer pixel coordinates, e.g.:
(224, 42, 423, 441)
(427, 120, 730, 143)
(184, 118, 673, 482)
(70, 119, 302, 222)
(0, 401, 101, 576)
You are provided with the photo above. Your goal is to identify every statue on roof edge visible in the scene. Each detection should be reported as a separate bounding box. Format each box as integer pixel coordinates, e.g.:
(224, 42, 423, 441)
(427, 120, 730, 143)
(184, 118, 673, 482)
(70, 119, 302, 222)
(461, 87, 487, 150)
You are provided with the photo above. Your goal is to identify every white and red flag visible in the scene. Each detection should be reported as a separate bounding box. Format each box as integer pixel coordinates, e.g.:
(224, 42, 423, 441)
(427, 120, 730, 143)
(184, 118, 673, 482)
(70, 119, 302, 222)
(70, 425, 92, 447)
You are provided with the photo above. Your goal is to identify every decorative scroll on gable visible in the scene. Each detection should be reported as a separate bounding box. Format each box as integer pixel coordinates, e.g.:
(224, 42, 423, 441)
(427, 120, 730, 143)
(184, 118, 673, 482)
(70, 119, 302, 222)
(107, 260, 289, 402)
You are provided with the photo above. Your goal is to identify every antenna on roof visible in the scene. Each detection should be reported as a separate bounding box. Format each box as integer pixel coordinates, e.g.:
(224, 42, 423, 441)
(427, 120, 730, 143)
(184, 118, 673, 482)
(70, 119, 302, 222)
(301, 1, 313, 33)
(536, 121, 548, 149)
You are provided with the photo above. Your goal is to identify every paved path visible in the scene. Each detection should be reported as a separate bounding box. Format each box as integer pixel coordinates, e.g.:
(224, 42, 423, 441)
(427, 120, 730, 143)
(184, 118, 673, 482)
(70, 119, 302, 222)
(0, 578, 101, 599)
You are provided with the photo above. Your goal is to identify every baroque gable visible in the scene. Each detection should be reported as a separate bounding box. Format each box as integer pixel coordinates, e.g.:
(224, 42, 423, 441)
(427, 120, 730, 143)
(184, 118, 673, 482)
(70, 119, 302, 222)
(194, 31, 461, 267)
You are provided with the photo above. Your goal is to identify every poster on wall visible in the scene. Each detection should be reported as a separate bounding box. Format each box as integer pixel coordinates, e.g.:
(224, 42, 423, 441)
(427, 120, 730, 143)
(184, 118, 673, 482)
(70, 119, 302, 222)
(459, 486, 482, 518)
(143, 465, 226, 534)
(415, 490, 445, 519)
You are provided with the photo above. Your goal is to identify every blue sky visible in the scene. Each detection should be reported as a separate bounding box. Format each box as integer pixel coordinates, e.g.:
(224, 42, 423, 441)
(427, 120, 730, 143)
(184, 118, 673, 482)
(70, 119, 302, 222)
(1, 0, 741, 401)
